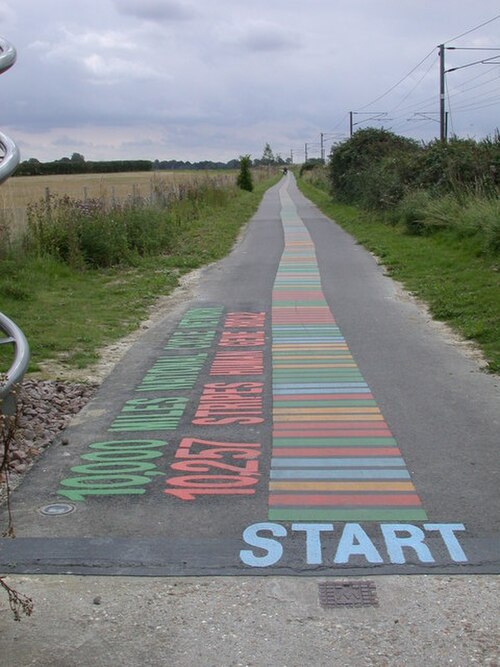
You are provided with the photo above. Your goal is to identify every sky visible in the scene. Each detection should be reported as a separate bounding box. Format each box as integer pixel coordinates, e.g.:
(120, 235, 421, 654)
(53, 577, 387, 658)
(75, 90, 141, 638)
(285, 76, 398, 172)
(1, 1, 499, 163)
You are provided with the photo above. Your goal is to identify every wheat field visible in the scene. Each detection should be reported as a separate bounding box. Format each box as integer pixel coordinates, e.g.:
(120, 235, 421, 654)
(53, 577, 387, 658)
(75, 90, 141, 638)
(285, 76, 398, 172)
(0, 170, 237, 235)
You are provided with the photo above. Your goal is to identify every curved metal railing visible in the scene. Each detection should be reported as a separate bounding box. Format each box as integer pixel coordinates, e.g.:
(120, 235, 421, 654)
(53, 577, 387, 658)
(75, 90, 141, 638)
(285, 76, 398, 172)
(0, 36, 29, 416)
(0, 36, 20, 185)
(0, 313, 29, 416)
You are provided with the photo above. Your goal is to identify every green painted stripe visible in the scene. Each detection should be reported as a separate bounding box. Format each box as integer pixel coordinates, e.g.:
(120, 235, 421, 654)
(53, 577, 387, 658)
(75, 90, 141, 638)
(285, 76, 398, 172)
(268, 508, 429, 521)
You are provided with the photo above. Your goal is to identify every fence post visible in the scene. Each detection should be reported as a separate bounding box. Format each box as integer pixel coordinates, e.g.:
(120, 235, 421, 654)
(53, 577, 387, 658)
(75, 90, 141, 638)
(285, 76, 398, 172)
(44, 186, 51, 217)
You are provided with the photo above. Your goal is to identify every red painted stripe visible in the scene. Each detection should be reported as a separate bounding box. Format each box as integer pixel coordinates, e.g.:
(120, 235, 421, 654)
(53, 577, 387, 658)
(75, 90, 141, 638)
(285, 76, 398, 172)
(268, 494, 422, 507)
(272, 447, 400, 457)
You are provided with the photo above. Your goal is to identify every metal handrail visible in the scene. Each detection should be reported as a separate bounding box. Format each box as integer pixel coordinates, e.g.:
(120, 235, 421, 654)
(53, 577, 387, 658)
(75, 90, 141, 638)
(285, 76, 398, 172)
(0, 37, 28, 416)
(0, 313, 30, 416)
(0, 36, 20, 185)
(0, 131, 20, 186)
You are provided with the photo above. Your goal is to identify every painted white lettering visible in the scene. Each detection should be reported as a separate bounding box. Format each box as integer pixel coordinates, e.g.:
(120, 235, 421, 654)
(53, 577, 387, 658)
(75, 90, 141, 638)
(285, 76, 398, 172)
(424, 523, 468, 562)
(334, 523, 384, 564)
(381, 524, 434, 564)
(240, 522, 287, 567)
(291, 523, 334, 565)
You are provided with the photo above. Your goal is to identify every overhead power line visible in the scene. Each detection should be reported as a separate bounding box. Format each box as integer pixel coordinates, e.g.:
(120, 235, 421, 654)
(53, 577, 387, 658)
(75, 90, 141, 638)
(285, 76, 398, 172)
(444, 13, 500, 44)
(356, 49, 436, 111)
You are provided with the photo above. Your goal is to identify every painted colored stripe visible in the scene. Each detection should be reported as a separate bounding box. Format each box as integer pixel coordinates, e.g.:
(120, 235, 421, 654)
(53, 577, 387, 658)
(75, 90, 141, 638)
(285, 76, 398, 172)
(268, 508, 429, 521)
(268, 494, 422, 507)
(271, 457, 405, 468)
(270, 469, 411, 480)
(273, 438, 398, 446)
(273, 448, 400, 457)
(269, 481, 415, 491)
(268, 180, 428, 522)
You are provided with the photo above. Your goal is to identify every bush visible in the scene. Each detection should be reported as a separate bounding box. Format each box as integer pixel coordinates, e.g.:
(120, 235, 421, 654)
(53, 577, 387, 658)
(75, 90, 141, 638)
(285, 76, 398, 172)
(237, 155, 253, 192)
(409, 136, 500, 196)
(328, 128, 419, 206)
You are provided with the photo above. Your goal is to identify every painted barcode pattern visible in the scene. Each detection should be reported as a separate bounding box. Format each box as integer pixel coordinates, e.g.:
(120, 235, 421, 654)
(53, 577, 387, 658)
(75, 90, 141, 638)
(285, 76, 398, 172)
(268, 182, 428, 522)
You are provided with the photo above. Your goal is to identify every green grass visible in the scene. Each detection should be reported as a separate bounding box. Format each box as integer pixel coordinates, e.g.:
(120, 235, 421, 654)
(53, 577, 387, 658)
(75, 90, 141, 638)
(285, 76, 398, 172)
(297, 178, 500, 373)
(0, 176, 280, 373)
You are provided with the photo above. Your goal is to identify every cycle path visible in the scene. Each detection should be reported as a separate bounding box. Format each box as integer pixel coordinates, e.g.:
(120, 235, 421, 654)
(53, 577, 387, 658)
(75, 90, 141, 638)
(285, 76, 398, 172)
(1, 174, 498, 576)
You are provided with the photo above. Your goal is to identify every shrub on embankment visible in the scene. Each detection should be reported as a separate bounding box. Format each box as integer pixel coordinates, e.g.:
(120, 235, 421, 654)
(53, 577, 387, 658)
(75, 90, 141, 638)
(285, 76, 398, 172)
(303, 128, 500, 255)
(298, 129, 500, 372)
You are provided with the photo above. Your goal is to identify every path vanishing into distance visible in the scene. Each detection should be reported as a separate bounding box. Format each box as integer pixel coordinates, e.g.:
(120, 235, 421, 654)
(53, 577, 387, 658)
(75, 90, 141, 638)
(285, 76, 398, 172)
(1, 173, 499, 577)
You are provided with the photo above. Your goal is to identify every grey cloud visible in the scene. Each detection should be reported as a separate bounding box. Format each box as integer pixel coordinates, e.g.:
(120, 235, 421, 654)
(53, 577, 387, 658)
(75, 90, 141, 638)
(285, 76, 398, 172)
(0, 1, 14, 23)
(51, 135, 95, 148)
(240, 22, 300, 53)
(114, 0, 196, 22)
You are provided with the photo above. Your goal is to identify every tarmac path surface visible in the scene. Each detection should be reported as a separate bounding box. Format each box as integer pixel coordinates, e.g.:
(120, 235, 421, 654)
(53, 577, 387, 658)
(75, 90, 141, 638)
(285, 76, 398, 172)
(1, 174, 498, 577)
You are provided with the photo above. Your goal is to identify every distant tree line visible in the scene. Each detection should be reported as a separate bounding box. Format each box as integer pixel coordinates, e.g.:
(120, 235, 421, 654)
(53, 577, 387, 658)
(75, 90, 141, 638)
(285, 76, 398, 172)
(14, 152, 246, 176)
(14, 145, 292, 177)
(15, 154, 153, 176)
(153, 159, 240, 171)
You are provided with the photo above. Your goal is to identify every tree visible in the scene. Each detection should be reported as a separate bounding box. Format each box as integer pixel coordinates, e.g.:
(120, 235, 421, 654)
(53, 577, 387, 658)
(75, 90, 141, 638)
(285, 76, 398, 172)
(261, 143, 275, 166)
(237, 155, 253, 192)
(70, 152, 85, 164)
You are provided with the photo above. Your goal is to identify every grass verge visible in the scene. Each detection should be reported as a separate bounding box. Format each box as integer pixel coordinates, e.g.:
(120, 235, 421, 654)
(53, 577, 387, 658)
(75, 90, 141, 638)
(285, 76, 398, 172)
(297, 178, 500, 373)
(0, 175, 279, 373)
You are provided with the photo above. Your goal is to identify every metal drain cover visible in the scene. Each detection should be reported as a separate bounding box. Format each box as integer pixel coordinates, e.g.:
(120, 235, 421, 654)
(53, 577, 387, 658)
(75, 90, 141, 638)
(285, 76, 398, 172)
(39, 503, 75, 516)
(319, 581, 378, 608)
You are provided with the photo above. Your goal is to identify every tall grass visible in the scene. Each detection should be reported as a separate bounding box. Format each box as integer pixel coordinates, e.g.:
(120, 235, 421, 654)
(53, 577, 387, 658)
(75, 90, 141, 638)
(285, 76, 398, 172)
(21, 175, 233, 269)
(0, 171, 280, 371)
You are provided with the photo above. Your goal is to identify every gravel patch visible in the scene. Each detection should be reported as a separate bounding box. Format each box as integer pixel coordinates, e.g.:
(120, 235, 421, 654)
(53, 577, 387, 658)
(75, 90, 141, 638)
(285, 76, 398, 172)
(0, 379, 98, 504)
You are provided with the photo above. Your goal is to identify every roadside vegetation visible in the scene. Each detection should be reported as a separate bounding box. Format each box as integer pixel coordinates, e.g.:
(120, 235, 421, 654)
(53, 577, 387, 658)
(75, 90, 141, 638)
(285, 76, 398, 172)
(0, 168, 280, 372)
(298, 128, 500, 372)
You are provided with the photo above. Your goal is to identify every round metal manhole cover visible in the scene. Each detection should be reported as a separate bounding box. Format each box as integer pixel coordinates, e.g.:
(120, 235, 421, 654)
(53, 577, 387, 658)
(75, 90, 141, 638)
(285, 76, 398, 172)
(39, 503, 76, 516)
